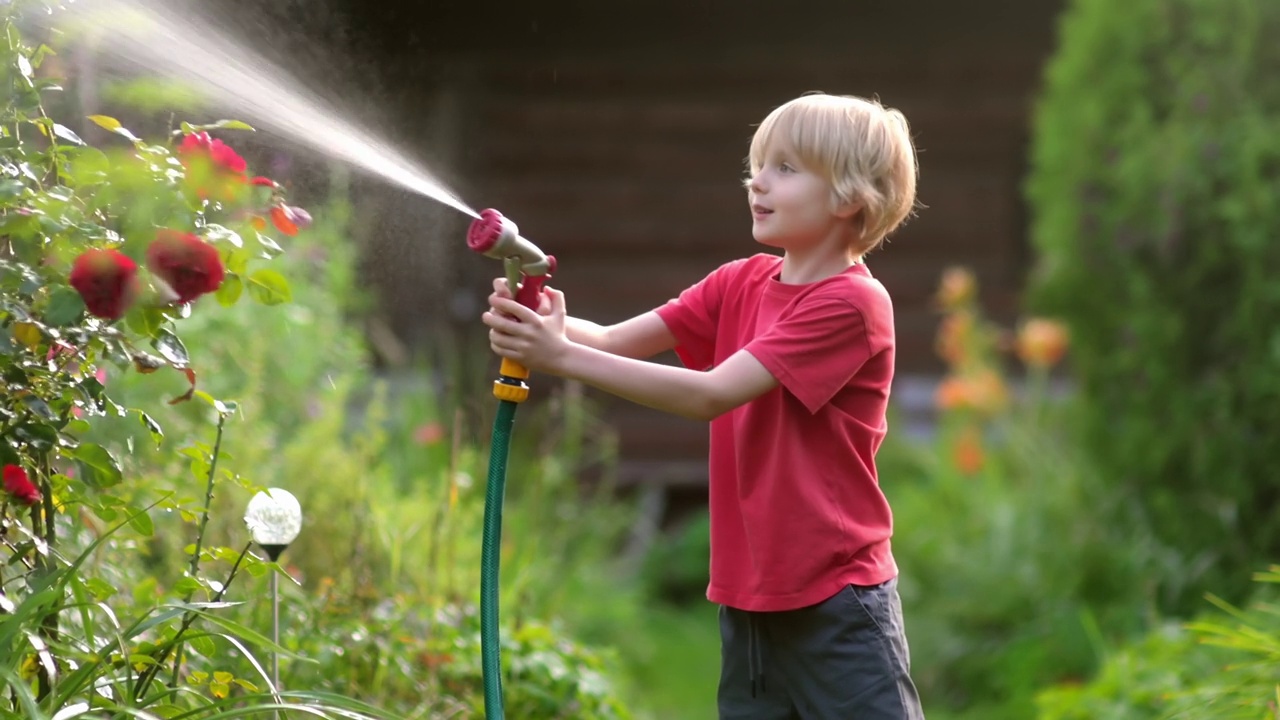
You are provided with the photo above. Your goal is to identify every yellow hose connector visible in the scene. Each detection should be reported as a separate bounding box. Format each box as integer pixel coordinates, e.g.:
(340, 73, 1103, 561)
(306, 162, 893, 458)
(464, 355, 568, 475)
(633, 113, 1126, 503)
(493, 358, 530, 403)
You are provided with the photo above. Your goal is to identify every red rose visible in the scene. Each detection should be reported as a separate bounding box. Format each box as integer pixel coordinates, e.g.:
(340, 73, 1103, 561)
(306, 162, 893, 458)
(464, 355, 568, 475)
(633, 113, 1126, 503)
(178, 132, 247, 174)
(69, 248, 139, 320)
(3, 465, 41, 506)
(177, 132, 247, 201)
(146, 230, 225, 304)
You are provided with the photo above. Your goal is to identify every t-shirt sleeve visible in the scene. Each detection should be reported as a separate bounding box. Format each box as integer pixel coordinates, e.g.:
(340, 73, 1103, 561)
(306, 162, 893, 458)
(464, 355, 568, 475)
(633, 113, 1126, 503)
(744, 297, 877, 413)
(653, 260, 742, 371)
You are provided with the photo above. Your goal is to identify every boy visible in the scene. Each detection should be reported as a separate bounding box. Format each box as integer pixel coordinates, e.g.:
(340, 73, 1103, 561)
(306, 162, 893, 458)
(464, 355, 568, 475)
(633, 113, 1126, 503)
(482, 92, 925, 719)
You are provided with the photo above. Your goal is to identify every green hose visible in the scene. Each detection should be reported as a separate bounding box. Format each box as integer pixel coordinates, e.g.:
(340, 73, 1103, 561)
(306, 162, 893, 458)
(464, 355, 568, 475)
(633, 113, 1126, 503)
(481, 398, 518, 719)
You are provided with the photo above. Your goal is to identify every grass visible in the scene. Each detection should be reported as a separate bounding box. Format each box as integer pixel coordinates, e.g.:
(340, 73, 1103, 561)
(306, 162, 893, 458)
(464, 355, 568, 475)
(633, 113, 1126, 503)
(621, 601, 722, 720)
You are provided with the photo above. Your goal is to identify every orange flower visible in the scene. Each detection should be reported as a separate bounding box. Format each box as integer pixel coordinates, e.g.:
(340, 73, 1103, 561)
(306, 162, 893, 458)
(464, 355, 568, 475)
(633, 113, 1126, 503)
(934, 370, 1009, 415)
(935, 311, 975, 367)
(952, 427, 985, 475)
(936, 266, 977, 309)
(1016, 318, 1070, 369)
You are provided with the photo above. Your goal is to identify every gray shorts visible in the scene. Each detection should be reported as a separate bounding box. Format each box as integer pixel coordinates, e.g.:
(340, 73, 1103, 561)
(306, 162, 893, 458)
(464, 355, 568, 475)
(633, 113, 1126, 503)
(717, 579, 925, 719)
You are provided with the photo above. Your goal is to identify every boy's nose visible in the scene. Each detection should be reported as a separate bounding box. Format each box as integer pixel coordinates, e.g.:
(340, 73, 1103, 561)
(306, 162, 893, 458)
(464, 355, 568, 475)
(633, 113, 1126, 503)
(749, 175, 767, 194)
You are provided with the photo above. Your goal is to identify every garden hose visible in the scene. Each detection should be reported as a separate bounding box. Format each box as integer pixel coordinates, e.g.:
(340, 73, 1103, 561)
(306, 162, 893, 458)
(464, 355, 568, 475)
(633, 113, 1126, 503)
(466, 209, 557, 720)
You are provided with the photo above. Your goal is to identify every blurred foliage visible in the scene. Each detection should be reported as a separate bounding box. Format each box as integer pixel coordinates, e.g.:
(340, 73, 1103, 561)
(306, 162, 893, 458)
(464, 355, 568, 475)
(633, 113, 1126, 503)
(1036, 568, 1280, 719)
(1024, 0, 1280, 611)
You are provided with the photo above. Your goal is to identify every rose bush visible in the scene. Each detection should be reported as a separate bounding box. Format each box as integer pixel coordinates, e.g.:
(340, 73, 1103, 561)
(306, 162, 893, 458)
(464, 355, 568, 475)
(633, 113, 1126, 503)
(0, 2, 392, 717)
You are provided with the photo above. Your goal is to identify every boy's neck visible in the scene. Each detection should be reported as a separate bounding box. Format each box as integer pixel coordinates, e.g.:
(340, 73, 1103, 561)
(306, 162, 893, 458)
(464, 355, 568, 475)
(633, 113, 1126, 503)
(778, 246, 864, 285)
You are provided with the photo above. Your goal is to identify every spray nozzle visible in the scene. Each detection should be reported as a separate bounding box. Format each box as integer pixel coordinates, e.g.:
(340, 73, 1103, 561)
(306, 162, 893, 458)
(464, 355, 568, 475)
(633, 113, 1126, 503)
(467, 208, 556, 313)
(467, 209, 554, 277)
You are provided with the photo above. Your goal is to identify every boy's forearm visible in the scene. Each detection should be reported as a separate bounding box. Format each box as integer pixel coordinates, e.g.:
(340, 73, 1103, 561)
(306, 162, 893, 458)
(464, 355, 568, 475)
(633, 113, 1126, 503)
(554, 342, 717, 421)
(563, 316, 610, 351)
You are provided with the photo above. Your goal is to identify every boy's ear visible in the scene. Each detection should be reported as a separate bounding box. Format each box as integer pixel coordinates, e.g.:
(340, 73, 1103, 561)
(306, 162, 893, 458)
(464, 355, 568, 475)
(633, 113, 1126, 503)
(834, 197, 863, 221)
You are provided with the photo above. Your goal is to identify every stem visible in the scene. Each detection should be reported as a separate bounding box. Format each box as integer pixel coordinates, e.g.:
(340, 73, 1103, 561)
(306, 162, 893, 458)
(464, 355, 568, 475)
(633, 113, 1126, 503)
(167, 413, 226, 686)
(186, 413, 227, 594)
(134, 540, 252, 701)
(28, 454, 59, 702)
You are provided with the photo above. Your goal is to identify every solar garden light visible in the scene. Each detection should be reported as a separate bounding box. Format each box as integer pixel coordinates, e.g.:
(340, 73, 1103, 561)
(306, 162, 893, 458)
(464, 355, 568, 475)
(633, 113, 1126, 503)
(244, 488, 303, 708)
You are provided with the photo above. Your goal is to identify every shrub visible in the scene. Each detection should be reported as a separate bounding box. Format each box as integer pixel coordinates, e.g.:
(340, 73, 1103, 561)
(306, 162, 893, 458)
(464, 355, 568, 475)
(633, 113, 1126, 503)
(1024, 0, 1280, 610)
(1036, 568, 1280, 720)
(882, 268, 1172, 718)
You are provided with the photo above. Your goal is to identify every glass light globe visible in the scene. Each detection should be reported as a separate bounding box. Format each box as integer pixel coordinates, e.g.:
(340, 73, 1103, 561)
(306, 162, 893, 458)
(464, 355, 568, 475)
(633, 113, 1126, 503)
(244, 488, 302, 559)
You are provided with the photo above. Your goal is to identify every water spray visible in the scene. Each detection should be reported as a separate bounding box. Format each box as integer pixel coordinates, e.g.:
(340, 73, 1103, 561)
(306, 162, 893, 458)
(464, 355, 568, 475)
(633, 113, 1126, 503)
(465, 208, 555, 720)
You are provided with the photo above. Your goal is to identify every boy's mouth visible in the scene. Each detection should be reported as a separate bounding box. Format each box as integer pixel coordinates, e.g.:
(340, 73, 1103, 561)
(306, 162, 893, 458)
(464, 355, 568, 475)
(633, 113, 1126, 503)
(751, 204, 773, 218)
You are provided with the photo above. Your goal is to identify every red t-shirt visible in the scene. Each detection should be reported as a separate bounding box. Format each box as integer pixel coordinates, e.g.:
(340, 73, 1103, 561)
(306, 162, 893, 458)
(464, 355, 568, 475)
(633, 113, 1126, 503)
(654, 253, 898, 612)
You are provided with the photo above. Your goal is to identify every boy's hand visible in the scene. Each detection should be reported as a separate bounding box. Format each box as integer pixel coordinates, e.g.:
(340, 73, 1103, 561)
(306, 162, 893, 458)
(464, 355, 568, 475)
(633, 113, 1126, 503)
(490, 277, 553, 316)
(483, 287, 571, 374)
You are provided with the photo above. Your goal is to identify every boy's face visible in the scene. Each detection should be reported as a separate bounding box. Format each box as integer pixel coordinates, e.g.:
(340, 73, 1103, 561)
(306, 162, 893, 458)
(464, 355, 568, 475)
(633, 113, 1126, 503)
(747, 140, 848, 251)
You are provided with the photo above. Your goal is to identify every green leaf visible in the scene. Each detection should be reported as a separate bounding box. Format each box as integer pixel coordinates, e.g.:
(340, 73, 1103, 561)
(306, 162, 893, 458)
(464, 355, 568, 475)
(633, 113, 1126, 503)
(246, 269, 291, 305)
(66, 147, 110, 186)
(189, 634, 216, 657)
(128, 509, 154, 537)
(174, 576, 202, 595)
(137, 411, 164, 447)
(152, 330, 189, 367)
(43, 286, 85, 326)
(15, 423, 57, 451)
(72, 443, 123, 489)
(126, 306, 167, 337)
(85, 577, 116, 601)
(215, 274, 242, 306)
(52, 124, 85, 146)
(203, 223, 242, 248)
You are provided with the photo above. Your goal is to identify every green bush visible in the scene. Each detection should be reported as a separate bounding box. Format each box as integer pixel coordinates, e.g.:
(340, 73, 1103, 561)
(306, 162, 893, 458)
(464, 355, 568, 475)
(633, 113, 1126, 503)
(1025, 0, 1280, 611)
(1036, 568, 1280, 720)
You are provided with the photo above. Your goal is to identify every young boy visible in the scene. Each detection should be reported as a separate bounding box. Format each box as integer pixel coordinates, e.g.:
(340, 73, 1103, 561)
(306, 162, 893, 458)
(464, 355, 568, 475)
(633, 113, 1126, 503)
(482, 92, 925, 719)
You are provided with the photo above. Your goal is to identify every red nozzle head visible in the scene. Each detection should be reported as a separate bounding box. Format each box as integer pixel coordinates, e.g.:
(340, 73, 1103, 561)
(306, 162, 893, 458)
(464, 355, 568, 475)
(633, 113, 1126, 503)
(467, 208, 514, 254)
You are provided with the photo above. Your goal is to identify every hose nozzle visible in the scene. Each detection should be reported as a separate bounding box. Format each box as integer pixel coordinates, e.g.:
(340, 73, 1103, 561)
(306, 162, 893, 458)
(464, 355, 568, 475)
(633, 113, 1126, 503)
(467, 208, 557, 316)
(467, 209, 554, 277)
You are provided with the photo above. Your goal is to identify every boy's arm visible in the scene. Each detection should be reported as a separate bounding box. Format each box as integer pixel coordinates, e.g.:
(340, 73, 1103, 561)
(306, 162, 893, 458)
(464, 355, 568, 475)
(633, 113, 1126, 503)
(566, 312, 676, 360)
(555, 343, 777, 422)
(485, 289, 773, 421)
(491, 277, 675, 359)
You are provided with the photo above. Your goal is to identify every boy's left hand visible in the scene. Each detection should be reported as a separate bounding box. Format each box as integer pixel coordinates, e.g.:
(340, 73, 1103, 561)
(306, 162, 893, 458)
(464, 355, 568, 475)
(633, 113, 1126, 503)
(483, 287, 570, 374)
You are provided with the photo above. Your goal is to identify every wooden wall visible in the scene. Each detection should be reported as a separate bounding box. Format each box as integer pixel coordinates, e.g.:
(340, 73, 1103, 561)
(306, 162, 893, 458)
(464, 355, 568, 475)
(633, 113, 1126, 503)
(342, 0, 1067, 491)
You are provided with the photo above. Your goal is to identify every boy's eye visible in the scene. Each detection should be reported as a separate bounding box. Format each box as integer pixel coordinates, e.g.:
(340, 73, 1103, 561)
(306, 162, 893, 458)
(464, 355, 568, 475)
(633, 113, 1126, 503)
(778, 163, 794, 173)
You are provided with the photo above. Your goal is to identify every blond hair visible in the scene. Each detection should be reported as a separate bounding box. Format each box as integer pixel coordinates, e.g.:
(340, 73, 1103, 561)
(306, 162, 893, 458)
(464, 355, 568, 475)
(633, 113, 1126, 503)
(746, 93, 919, 252)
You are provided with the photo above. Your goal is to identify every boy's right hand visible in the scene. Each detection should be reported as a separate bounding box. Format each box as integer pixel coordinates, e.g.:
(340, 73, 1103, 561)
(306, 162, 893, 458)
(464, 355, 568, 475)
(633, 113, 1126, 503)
(491, 276, 553, 316)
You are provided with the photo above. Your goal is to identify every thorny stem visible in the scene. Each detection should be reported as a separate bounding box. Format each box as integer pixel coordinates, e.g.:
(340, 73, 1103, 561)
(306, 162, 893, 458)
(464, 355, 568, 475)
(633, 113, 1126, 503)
(35, 459, 57, 702)
(168, 412, 227, 687)
(134, 539, 253, 702)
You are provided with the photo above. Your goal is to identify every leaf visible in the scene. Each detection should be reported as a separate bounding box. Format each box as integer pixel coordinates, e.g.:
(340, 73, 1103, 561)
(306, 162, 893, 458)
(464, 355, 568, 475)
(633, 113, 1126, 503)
(72, 443, 123, 489)
(168, 367, 198, 405)
(52, 124, 85, 146)
(126, 306, 166, 337)
(246, 269, 291, 305)
(152, 330, 189, 367)
(203, 223, 242, 248)
(215, 274, 243, 307)
(137, 411, 164, 447)
(51, 702, 90, 720)
(20, 394, 56, 422)
(14, 423, 57, 451)
(12, 321, 41, 349)
(16, 55, 33, 85)
(128, 509, 154, 537)
(43, 286, 85, 327)
(174, 577, 202, 595)
(66, 147, 110, 186)
(86, 115, 121, 132)
(87, 114, 141, 143)
(84, 577, 116, 601)
(189, 634, 216, 657)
